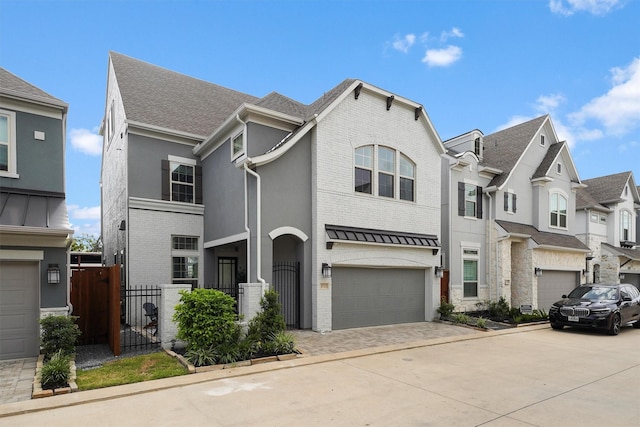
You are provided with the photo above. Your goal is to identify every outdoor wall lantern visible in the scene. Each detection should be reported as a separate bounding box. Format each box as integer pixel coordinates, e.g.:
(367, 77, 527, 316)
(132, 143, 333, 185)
(434, 266, 444, 279)
(534, 267, 543, 277)
(322, 263, 332, 279)
(47, 264, 61, 284)
(432, 248, 439, 256)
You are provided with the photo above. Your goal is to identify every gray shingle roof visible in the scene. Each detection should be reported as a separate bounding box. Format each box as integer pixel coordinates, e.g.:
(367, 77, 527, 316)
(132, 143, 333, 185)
(532, 141, 564, 179)
(482, 115, 548, 187)
(581, 171, 632, 205)
(576, 186, 608, 211)
(496, 220, 590, 251)
(602, 243, 640, 261)
(110, 52, 259, 137)
(255, 92, 309, 118)
(0, 67, 66, 107)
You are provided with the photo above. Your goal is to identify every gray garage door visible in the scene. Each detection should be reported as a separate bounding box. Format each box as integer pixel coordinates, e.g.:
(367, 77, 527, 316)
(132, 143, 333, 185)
(332, 267, 425, 330)
(621, 273, 640, 290)
(0, 261, 40, 360)
(537, 270, 579, 312)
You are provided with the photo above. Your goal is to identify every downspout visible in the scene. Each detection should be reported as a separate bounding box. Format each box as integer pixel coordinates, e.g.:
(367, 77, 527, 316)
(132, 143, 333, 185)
(486, 191, 493, 302)
(236, 115, 266, 290)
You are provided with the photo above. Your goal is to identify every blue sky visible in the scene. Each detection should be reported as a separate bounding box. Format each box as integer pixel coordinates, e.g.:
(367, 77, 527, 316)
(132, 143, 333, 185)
(2, 0, 639, 238)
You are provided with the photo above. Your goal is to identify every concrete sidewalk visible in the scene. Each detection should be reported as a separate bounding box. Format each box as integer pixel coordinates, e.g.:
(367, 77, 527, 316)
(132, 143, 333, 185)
(0, 322, 548, 419)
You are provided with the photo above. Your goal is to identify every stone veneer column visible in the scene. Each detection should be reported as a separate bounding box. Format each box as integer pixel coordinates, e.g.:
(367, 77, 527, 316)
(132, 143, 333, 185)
(158, 283, 191, 349)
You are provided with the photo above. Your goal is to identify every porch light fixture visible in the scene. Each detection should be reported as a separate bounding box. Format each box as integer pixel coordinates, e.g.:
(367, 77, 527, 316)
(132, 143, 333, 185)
(47, 264, 61, 284)
(534, 267, 542, 277)
(432, 248, 439, 256)
(434, 266, 444, 279)
(322, 263, 332, 279)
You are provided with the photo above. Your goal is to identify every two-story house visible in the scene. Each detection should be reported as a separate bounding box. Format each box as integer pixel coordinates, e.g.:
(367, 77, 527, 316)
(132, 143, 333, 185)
(101, 53, 445, 332)
(442, 115, 591, 312)
(576, 171, 640, 288)
(0, 68, 73, 360)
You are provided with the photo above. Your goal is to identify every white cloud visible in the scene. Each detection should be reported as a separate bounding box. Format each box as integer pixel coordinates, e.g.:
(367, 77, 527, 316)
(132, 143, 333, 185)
(70, 128, 102, 156)
(422, 45, 463, 67)
(495, 115, 534, 132)
(440, 27, 464, 42)
(534, 93, 566, 113)
(549, 0, 622, 16)
(618, 140, 639, 153)
(392, 33, 416, 53)
(68, 204, 101, 220)
(569, 57, 640, 136)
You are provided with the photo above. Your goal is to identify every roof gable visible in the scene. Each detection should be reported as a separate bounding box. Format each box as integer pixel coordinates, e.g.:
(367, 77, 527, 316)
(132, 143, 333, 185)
(0, 67, 67, 109)
(109, 52, 258, 138)
(582, 171, 635, 205)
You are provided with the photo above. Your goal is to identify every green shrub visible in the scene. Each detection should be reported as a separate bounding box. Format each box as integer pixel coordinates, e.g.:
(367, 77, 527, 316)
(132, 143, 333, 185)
(40, 315, 81, 358)
(475, 317, 487, 329)
(247, 289, 286, 343)
(262, 331, 296, 356)
(185, 346, 217, 367)
(437, 300, 455, 319)
(173, 289, 241, 350)
(41, 350, 71, 390)
(215, 341, 242, 365)
(488, 297, 511, 320)
(451, 313, 472, 324)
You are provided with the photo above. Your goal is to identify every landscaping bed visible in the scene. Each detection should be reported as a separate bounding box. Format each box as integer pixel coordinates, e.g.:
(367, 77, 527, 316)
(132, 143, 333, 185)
(438, 297, 549, 331)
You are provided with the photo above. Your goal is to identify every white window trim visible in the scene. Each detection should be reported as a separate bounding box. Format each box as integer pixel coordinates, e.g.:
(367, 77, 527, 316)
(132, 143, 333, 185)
(399, 154, 416, 202)
(171, 235, 200, 287)
(505, 188, 515, 214)
(354, 145, 374, 195)
(0, 109, 18, 178)
(463, 181, 478, 219)
(540, 135, 545, 146)
(168, 155, 197, 165)
(353, 144, 416, 202)
(461, 244, 480, 299)
(549, 191, 569, 230)
(231, 131, 245, 161)
(620, 209, 632, 241)
(168, 155, 197, 204)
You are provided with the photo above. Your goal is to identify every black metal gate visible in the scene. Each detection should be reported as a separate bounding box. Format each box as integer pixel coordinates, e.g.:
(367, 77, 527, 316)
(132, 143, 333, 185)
(120, 285, 161, 352)
(272, 262, 300, 329)
(205, 283, 244, 314)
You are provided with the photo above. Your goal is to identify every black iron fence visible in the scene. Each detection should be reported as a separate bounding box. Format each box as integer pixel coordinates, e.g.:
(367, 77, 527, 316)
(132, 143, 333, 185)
(120, 285, 161, 352)
(273, 262, 300, 329)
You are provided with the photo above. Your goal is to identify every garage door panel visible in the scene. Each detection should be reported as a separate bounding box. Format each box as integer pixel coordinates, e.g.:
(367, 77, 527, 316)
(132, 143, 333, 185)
(332, 268, 426, 330)
(537, 270, 579, 312)
(0, 261, 40, 360)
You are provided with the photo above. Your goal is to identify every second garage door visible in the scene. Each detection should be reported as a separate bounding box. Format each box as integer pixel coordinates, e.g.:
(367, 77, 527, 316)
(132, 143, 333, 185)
(331, 267, 426, 330)
(537, 270, 579, 312)
(0, 261, 40, 360)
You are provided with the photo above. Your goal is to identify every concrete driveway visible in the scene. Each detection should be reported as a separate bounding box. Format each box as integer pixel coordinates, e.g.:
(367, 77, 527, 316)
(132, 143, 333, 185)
(1, 323, 638, 426)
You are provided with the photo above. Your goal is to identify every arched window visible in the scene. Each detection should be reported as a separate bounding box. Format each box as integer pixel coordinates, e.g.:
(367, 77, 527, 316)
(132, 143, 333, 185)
(353, 145, 416, 202)
(550, 193, 567, 228)
(399, 154, 415, 201)
(354, 145, 373, 194)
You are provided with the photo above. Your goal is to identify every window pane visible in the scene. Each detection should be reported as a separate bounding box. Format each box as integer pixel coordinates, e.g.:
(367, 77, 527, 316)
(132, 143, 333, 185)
(378, 172, 394, 197)
(551, 212, 558, 227)
(355, 168, 372, 194)
(400, 155, 414, 178)
(400, 177, 414, 201)
(232, 133, 243, 157)
(172, 236, 198, 250)
(465, 201, 476, 217)
(464, 282, 478, 298)
(463, 260, 477, 281)
(355, 146, 372, 168)
(173, 256, 198, 279)
(559, 214, 566, 228)
(172, 183, 194, 203)
(378, 147, 394, 173)
(0, 116, 7, 143)
(550, 194, 558, 212)
(171, 163, 194, 183)
(0, 144, 7, 172)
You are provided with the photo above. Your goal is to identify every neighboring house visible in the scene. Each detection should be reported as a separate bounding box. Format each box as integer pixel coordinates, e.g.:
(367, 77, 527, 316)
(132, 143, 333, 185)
(576, 171, 640, 288)
(0, 68, 73, 360)
(101, 52, 445, 332)
(442, 115, 591, 312)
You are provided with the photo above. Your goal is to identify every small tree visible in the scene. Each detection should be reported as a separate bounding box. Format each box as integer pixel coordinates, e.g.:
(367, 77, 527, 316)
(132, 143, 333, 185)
(70, 233, 102, 252)
(247, 289, 286, 343)
(173, 288, 240, 350)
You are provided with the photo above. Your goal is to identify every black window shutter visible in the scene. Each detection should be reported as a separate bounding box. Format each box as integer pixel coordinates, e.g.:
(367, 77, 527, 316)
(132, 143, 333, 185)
(195, 165, 203, 204)
(161, 159, 170, 201)
(504, 193, 509, 211)
(476, 186, 483, 219)
(457, 182, 465, 216)
(513, 194, 517, 213)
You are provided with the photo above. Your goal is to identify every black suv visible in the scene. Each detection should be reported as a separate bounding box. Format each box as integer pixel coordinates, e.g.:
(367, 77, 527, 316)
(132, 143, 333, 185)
(549, 284, 640, 335)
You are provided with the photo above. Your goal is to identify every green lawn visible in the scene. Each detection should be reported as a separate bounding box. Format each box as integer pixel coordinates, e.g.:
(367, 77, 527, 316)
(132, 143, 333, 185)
(76, 351, 189, 391)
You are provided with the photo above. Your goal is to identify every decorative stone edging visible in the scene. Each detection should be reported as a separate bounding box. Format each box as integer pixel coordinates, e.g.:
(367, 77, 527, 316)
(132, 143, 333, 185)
(32, 354, 78, 399)
(164, 349, 300, 373)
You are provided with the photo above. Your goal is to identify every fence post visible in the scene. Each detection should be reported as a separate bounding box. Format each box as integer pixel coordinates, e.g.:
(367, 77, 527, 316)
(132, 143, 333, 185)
(239, 282, 267, 325)
(158, 283, 191, 350)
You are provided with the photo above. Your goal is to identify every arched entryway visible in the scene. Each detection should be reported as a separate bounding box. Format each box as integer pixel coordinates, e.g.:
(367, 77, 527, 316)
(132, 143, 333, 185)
(270, 228, 307, 329)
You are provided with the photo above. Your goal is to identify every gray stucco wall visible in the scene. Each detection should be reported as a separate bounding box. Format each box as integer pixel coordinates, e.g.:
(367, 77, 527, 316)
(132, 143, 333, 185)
(128, 134, 199, 200)
(247, 123, 290, 158)
(0, 110, 64, 193)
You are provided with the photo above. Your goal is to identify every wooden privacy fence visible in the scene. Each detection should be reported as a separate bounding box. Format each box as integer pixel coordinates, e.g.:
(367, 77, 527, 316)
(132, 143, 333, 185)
(71, 265, 121, 356)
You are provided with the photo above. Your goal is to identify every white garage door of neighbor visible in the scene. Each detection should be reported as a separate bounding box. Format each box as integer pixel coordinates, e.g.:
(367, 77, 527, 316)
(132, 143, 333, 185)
(0, 261, 40, 360)
(331, 267, 426, 330)
(537, 270, 579, 312)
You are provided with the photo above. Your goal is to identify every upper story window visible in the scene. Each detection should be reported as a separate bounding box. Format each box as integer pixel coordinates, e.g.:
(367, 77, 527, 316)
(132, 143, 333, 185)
(354, 145, 373, 194)
(458, 182, 483, 219)
(556, 163, 562, 174)
(550, 192, 567, 229)
(162, 156, 202, 204)
(463, 248, 479, 298)
(474, 137, 481, 156)
(399, 154, 415, 202)
(231, 132, 244, 160)
(354, 145, 415, 202)
(378, 147, 395, 198)
(620, 210, 631, 241)
(0, 109, 17, 177)
(540, 135, 545, 146)
(504, 192, 517, 213)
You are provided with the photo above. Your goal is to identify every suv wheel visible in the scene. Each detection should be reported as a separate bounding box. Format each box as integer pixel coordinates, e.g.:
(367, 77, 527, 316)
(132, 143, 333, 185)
(550, 323, 564, 330)
(608, 314, 621, 335)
